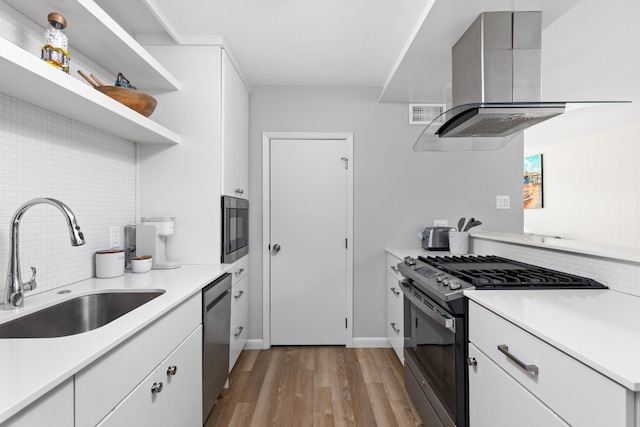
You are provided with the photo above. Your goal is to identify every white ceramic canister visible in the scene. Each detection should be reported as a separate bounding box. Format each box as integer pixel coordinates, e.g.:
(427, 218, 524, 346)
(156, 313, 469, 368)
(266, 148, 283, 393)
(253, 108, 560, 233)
(95, 249, 125, 278)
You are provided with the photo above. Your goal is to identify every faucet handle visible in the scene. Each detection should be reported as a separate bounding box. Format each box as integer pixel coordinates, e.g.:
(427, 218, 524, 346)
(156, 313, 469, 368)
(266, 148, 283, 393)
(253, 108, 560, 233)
(23, 267, 37, 292)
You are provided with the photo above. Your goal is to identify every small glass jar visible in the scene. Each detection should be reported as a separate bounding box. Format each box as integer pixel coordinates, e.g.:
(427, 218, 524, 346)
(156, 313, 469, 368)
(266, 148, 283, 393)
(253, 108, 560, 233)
(41, 12, 69, 73)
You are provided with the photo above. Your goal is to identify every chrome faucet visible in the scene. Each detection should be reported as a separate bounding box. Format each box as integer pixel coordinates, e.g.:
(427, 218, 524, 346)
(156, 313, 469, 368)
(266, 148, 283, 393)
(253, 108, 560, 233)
(4, 198, 85, 309)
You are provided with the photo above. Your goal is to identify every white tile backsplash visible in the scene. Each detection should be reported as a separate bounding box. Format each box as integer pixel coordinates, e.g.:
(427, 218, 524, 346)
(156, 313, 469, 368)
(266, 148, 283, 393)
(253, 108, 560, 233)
(0, 3, 136, 296)
(472, 238, 640, 297)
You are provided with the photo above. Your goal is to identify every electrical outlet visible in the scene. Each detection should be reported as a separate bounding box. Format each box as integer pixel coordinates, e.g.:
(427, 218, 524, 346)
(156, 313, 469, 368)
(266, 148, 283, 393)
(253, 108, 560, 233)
(496, 195, 510, 209)
(434, 219, 448, 226)
(110, 226, 120, 248)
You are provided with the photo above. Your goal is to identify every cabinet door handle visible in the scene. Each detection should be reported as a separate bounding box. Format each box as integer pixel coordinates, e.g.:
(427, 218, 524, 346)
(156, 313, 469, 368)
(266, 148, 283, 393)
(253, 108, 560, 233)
(235, 188, 244, 195)
(234, 326, 244, 339)
(390, 287, 400, 296)
(467, 357, 477, 367)
(390, 266, 399, 273)
(390, 322, 400, 334)
(498, 344, 539, 375)
(151, 382, 164, 394)
(235, 290, 244, 300)
(166, 366, 178, 376)
(235, 268, 245, 277)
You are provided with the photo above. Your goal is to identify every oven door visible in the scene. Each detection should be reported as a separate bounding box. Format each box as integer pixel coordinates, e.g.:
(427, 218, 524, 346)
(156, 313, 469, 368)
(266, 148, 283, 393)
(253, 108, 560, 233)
(402, 282, 467, 427)
(221, 196, 249, 263)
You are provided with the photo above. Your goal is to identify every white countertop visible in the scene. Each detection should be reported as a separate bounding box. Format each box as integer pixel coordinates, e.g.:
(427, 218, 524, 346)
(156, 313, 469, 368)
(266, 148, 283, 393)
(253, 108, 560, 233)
(385, 247, 452, 260)
(0, 264, 229, 424)
(472, 231, 640, 263)
(465, 289, 640, 391)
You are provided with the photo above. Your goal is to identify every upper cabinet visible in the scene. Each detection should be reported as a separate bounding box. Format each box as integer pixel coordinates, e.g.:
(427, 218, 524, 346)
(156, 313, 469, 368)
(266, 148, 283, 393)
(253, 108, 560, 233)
(2, 0, 181, 145)
(221, 50, 249, 198)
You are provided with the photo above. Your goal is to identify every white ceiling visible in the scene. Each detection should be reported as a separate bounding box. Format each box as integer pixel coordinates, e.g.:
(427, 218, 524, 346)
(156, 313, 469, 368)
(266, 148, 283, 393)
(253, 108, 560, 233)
(98, 0, 429, 88)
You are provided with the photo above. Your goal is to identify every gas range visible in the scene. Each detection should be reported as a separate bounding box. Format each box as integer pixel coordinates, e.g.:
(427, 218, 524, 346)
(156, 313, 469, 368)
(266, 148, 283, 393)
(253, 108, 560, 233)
(398, 254, 607, 309)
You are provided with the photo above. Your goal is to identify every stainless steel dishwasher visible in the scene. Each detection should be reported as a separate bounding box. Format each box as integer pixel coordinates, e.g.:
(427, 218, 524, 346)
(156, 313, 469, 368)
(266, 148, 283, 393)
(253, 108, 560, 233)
(202, 273, 232, 421)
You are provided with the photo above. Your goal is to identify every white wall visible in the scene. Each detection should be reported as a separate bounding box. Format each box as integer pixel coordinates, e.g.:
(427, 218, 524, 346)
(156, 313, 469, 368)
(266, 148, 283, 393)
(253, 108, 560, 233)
(523, 0, 640, 246)
(525, 122, 640, 247)
(0, 4, 136, 295)
(249, 86, 524, 339)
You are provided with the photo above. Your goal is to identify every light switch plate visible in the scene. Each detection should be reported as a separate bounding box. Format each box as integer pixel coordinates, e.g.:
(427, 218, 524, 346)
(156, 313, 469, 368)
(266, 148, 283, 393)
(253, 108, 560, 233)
(496, 195, 510, 209)
(110, 226, 120, 248)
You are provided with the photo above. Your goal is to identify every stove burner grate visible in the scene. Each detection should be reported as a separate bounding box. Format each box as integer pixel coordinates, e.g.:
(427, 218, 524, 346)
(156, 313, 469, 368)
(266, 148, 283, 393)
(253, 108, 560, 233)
(417, 255, 607, 289)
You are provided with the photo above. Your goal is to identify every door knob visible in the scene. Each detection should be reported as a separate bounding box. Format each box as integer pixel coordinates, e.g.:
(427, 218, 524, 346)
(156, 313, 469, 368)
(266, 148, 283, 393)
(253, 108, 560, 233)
(272, 243, 281, 254)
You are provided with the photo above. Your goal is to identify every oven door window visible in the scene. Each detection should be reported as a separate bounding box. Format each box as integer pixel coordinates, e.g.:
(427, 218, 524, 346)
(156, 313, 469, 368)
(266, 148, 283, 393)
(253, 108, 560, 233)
(406, 302, 456, 421)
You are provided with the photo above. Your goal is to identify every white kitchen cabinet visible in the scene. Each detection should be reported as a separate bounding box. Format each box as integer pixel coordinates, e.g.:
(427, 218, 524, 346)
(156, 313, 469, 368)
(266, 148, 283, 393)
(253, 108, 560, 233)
(221, 50, 250, 198)
(75, 293, 201, 427)
(468, 301, 635, 427)
(1, 1, 180, 145)
(98, 326, 202, 427)
(385, 252, 404, 363)
(139, 45, 249, 265)
(229, 257, 249, 372)
(2, 378, 73, 427)
(468, 343, 568, 427)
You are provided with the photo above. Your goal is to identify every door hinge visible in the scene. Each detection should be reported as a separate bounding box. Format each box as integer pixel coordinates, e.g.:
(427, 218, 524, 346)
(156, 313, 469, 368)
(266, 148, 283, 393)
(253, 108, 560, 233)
(341, 157, 349, 169)
(345, 317, 348, 329)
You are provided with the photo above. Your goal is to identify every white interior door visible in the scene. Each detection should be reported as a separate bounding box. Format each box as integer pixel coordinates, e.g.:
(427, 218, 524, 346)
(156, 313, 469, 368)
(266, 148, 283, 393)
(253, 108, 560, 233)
(270, 138, 348, 345)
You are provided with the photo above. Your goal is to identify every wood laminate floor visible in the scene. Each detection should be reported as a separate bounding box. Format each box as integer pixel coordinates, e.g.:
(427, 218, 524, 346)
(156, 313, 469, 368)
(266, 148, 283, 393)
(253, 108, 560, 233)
(205, 347, 423, 427)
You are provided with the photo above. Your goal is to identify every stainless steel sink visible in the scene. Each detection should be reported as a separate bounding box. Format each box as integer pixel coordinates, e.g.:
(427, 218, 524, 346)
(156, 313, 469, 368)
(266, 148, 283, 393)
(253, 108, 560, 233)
(0, 291, 164, 338)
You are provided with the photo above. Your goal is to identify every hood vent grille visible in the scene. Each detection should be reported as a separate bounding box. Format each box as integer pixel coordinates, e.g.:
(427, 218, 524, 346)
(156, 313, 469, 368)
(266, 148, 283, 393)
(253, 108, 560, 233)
(409, 103, 446, 125)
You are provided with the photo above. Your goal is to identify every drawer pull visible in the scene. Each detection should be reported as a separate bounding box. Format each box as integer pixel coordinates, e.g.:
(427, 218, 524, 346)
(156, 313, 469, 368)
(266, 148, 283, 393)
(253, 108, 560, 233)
(235, 268, 245, 276)
(498, 344, 539, 375)
(390, 322, 400, 334)
(390, 265, 399, 273)
(151, 382, 163, 394)
(234, 326, 245, 339)
(166, 365, 177, 376)
(390, 287, 400, 296)
(467, 357, 477, 367)
(235, 290, 244, 300)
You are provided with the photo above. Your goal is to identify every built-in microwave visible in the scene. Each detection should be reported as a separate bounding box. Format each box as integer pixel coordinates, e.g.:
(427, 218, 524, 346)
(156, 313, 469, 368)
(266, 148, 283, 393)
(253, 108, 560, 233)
(221, 195, 249, 263)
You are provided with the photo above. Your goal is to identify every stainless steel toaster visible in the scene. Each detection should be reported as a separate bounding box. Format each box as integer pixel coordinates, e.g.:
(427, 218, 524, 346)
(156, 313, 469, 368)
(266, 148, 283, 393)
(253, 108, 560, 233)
(422, 226, 456, 250)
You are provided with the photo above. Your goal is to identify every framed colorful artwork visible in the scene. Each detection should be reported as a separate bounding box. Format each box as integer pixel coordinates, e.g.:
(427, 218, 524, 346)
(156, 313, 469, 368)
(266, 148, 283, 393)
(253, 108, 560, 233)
(524, 154, 543, 209)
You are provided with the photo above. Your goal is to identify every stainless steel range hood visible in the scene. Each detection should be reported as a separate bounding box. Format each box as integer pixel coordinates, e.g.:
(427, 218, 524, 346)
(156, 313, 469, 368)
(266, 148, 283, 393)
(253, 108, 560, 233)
(414, 11, 565, 151)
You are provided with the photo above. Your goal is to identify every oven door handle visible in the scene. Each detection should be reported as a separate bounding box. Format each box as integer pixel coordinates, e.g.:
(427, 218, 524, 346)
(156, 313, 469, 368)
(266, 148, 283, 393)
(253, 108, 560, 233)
(402, 281, 456, 333)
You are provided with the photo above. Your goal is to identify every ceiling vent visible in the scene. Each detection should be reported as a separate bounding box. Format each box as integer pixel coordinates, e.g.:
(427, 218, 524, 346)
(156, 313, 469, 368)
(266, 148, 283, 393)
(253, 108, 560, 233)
(409, 103, 446, 125)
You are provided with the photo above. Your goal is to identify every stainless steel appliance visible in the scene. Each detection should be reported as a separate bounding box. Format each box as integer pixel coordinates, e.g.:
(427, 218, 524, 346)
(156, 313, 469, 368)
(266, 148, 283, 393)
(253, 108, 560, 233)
(202, 273, 232, 421)
(421, 226, 456, 251)
(221, 196, 249, 263)
(398, 255, 607, 427)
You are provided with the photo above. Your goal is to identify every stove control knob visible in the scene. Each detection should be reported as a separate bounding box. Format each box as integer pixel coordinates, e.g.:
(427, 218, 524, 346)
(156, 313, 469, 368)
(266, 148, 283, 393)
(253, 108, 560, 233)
(442, 279, 450, 287)
(449, 282, 461, 290)
(436, 273, 444, 282)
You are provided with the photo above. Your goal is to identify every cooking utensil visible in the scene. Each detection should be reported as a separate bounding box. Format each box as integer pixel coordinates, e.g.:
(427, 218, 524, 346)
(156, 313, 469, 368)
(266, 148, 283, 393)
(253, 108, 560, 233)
(77, 70, 98, 87)
(90, 73, 105, 86)
(464, 220, 482, 231)
(457, 217, 465, 231)
(463, 217, 474, 232)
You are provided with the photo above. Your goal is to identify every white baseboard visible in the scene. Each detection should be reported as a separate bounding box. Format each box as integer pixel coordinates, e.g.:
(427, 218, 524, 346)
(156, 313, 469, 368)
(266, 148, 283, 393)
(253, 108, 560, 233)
(351, 337, 392, 348)
(244, 339, 265, 350)
(244, 337, 391, 349)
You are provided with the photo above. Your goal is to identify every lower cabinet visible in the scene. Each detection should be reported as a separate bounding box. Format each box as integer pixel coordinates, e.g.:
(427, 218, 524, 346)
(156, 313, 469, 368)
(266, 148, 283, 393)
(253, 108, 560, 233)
(385, 252, 404, 363)
(468, 342, 568, 427)
(229, 265, 248, 372)
(3, 379, 73, 427)
(98, 326, 202, 427)
(468, 301, 635, 427)
(76, 293, 202, 427)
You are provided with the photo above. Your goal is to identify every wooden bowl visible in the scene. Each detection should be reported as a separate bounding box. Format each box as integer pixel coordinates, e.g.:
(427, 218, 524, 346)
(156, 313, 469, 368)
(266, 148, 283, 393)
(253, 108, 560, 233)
(95, 86, 157, 117)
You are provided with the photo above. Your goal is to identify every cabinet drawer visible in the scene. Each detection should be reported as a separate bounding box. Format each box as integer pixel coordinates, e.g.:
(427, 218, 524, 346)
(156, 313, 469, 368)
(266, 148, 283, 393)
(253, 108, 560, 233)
(230, 257, 248, 285)
(76, 294, 201, 427)
(386, 253, 402, 281)
(386, 291, 403, 363)
(230, 275, 249, 372)
(469, 301, 634, 427)
(468, 343, 568, 427)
